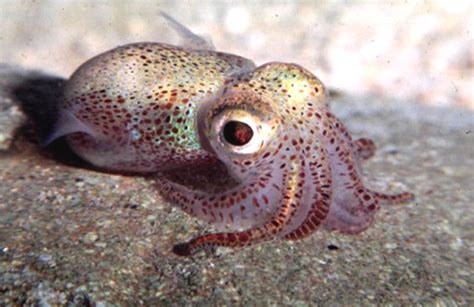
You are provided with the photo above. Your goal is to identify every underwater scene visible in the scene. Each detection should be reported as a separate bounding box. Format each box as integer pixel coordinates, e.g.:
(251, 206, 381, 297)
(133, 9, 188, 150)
(0, 1, 472, 305)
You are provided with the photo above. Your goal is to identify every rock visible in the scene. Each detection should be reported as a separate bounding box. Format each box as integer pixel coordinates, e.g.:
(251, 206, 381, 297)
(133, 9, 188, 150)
(0, 65, 28, 151)
(0, 96, 25, 151)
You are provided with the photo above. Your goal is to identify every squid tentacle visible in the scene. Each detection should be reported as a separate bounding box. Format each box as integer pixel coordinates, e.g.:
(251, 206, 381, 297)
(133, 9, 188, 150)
(353, 137, 376, 161)
(367, 190, 415, 205)
(282, 148, 333, 240)
(156, 164, 284, 231)
(159, 155, 308, 256)
(321, 113, 412, 234)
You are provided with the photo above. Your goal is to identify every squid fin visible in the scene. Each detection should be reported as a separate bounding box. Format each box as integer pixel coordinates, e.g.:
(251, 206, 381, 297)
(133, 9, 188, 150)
(159, 11, 215, 51)
(42, 109, 95, 146)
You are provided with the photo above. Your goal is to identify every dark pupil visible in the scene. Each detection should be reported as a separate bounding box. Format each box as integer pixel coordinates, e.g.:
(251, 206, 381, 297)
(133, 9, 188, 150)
(223, 121, 253, 146)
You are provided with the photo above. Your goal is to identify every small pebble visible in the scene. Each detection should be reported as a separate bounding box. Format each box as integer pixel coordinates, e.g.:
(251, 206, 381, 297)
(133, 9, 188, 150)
(84, 232, 98, 243)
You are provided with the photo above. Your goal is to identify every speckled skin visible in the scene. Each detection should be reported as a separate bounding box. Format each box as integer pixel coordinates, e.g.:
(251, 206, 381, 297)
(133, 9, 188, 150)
(55, 42, 413, 256)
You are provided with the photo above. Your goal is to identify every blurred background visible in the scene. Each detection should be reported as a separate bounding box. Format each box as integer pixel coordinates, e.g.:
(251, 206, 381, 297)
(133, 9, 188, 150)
(1, 0, 472, 109)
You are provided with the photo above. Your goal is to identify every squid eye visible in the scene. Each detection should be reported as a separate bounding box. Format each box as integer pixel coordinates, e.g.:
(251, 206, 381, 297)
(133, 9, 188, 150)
(222, 120, 254, 146)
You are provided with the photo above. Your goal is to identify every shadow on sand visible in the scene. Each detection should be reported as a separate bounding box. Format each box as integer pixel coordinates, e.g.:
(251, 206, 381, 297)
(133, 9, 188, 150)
(3, 67, 87, 168)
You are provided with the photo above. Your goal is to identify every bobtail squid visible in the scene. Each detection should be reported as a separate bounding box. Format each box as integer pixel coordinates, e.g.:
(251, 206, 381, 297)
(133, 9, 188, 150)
(48, 14, 414, 256)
